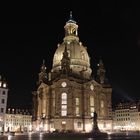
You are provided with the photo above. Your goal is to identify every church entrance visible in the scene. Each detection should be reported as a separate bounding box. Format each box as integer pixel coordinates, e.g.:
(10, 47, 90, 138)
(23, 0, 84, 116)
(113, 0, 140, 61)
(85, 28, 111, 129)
(61, 121, 66, 131)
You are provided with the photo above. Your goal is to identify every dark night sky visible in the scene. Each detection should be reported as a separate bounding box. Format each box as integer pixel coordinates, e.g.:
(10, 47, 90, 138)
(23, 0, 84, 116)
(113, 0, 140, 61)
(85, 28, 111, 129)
(0, 1, 140, 109)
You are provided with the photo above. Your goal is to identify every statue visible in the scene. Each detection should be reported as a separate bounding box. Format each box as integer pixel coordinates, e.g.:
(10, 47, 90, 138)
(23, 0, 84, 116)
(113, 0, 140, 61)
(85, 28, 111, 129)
(92, 111, 100, 133)
(90, 111, 108, 138)
(93, 112, 97, 122)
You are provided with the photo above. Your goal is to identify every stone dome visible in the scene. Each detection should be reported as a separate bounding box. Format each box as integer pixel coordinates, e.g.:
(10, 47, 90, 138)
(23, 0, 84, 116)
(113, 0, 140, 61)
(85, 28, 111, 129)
(52, 14, 92, 79)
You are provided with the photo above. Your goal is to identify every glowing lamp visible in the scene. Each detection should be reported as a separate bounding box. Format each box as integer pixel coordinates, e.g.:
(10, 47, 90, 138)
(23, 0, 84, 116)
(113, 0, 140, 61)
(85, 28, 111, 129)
(3, 83, 6, 88)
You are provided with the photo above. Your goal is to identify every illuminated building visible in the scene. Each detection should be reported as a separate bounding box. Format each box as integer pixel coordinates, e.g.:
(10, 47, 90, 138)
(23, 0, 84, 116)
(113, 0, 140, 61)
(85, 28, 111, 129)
(32, 13, 112, 132)
(113, 101, 140, 131)
(4, 108, 32, 132)
(0, 75, 8, 132)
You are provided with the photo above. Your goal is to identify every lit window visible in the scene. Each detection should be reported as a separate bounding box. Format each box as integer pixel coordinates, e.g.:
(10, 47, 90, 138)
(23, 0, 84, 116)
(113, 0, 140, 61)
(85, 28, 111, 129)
(53, 98, 55, 107)
(75, 98, 80, 116)
(62, 93, 67, 99)
(62, 105, 67, 109)
(101, 100, 104, 108)
(90, 96, 94, 116)
(61, 93, 67, 116)
(62, 100, 67, 104)
(90, 96, 94, 106)
(0, 82, 2, 87)
(61, 111, 67, 116)
(76, 98, 79, 105)
(62, 121, 66, 124)
(91, 107, 95, 117)
(76, 107, 79, 116)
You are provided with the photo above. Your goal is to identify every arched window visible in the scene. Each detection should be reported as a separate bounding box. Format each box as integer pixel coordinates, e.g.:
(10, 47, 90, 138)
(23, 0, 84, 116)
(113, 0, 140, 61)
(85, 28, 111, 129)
(101, 100, 104, 108)
(100, 100, 105, 116)
(90, 96, 94, 106)
(61, 93, 67, 116)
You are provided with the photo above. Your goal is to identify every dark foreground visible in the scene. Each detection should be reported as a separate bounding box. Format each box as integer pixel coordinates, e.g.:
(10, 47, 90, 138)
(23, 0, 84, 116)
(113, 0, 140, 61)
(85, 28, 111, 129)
(38, 131, 108, 138)
(0, 132, 140, 140)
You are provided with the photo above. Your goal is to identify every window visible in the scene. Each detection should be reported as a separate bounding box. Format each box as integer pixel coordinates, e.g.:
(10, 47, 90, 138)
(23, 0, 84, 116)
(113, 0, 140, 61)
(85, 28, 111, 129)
(90, 96, 94, 106)
(52, 91, 55, 108)
(76, 107, 79, 116)
(90, 96, 94, 116)
(75, 98, 80, 116)
(1, 108, 4, 113)
(62, 121, 66, 124)
(61, 93, 67, 116)
(62, 105, 67, 109)
(2, 91, 6, 95)
(76, 98, 79, 106)
(101, 100, 104, 108)
(1, 99, 5, 104)
(61, 111, 67, 116)
(91, 107, 95, 117)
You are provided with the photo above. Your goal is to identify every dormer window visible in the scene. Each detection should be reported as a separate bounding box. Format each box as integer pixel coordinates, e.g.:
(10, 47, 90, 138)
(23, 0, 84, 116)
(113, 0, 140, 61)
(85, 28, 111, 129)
(81, 51, 85, 60)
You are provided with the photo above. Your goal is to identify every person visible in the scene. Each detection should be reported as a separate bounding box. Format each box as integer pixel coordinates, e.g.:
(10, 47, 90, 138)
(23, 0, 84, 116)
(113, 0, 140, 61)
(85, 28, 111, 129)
(93, 111, 97, 122)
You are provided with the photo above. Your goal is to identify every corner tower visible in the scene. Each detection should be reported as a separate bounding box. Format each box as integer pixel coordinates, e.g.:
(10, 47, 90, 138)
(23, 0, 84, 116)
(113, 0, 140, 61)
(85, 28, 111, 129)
(0, 75, 8, 132)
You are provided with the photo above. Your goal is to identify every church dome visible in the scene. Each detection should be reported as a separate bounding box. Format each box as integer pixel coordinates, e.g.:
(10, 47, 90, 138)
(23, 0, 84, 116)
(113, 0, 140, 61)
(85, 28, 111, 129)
(52, 13, 92, 79)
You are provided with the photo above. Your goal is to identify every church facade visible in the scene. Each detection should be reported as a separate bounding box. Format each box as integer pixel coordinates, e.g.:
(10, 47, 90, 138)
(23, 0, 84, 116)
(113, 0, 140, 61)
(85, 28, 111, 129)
(33, 14, 112, 132)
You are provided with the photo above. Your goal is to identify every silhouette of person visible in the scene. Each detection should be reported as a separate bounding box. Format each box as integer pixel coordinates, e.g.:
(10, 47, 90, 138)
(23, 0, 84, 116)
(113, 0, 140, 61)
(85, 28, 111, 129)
(93, 111, 97, 122)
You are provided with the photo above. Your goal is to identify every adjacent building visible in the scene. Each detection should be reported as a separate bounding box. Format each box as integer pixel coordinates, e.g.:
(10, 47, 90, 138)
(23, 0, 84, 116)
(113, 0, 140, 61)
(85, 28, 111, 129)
(0, 75, 8, 132)
(32, 13, 112, 133)
(113, 101, 140, 131)
(4, 108, 32, 132)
